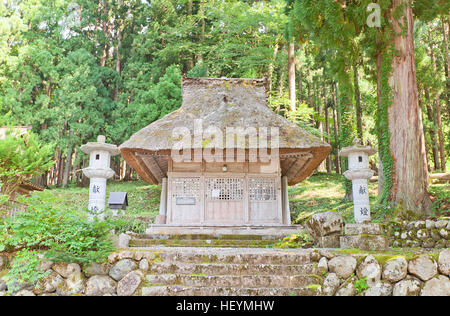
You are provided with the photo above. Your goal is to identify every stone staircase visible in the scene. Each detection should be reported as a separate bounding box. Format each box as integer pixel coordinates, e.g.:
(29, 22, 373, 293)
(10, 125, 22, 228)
(136, 247, 323, 296)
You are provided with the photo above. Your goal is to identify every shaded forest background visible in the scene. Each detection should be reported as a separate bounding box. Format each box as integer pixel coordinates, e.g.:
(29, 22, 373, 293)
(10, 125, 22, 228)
(0, 0, 448, 212)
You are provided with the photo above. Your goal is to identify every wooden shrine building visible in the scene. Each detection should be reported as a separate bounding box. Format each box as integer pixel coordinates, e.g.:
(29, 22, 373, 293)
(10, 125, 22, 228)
(120, 78, 330, 227)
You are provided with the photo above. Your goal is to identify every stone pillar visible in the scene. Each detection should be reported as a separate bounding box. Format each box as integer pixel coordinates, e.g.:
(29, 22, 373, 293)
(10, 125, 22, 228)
(281, 176, 291, 225)
(345, 171, 373, 223)
(339, 139, 387, 250)
(88, 177, 107, 216)
(155, 177, 168, 225)
(81, 135, 119, 221)
(339, 140, 376, 223)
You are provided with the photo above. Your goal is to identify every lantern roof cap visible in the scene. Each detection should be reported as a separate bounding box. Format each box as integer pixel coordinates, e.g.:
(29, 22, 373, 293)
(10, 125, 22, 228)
(81, 135, 119, 156)
(339, 139, 377, 157)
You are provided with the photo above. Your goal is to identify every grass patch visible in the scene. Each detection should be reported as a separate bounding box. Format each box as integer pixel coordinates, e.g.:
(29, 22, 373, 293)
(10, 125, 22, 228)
(289, 173, 377, 224)
(36, 180, 161, 224)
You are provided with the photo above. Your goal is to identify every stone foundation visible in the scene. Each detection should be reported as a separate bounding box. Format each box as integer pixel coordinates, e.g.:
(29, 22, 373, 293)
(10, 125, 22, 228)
(340, 223, 388, 251)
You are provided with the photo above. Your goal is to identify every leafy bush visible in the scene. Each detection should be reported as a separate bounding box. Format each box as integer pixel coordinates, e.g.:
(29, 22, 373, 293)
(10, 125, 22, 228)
(0, 194, 114, 264)
(2, 249, 50, 293)
(0, 128, 54, 200)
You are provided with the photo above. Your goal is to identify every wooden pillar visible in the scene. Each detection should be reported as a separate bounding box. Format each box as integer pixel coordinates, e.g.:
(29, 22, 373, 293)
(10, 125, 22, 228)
(281, 176, 291, 225)
(155, 177, 168, 224)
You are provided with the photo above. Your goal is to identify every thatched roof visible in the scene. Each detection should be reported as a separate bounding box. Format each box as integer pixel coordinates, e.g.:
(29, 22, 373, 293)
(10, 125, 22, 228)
(120, 77, 330, 185)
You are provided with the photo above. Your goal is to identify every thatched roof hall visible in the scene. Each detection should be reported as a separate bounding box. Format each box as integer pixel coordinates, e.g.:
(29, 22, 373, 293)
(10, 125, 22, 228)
(120, 77, 330, 185)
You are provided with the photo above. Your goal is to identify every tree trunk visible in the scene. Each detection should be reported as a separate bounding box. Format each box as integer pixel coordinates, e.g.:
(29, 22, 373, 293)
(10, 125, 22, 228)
(388, 0, 431, 214)
(100, 0, 109, 67)
(198, 1, 205, 62)
(324, 103, 332, 173)
(429, 38, 446, 172)
(288, 41, 296, 112)
(375, 48, 386, 198)
(277, 45, 285, 96)
(268, 36, 280, 100)
(353, 63, 363, 141)
(317, 80, 326, 172)
(56, 149, 64, 186)
(434, 99, 446, 172)
(124, 162, 132, 181)
(332, 82, 341, 174)
(297, 68, 303, 104)
(62, 135, 74, 188)
(441, 16, 450, 85)
(423, 88, 440, 170)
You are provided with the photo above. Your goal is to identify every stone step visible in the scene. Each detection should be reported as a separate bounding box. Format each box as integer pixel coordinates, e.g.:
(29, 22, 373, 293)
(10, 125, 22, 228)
(129, 238, 276, 248)
(149, 262, 319, 276)
(140, 285, 321, 296)
(145, 274, 321, 288)
(145, 225, 304, 237)
(155, 249, 312, 265)
(131, 233, 282, 241)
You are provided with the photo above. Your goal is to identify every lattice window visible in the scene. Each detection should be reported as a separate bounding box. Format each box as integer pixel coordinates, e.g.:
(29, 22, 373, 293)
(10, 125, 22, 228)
(171, 177, 200, 198)
(206, 178, 243, 201)
(249, 178, 276, 201)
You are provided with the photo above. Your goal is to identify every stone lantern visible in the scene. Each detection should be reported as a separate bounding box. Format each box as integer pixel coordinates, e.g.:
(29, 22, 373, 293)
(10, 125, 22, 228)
(81, 135, 119, 220)
(339, 139, 377, 223)
(339, 139, 387, 250)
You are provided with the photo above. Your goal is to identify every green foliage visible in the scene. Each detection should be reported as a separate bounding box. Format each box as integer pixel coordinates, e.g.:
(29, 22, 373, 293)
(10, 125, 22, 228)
(108, 216, 149, 235)
(428, 184, 450, 216)
(0, 0, 447, 208)
(354, 277, 369, 294)
(0, 194, 114, 264)
(187, 61, 208, 78)
(2, 249, 50, 294)
(36, 181, 161, 223)
(0, 128, 54, 199)
(376, 33, 395, 209)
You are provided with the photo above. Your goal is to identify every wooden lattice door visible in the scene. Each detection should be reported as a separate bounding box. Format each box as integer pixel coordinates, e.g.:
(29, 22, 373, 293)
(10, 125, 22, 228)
(248, 177, 280, 223)
(169, 177, 201, 224)
(204, 177, 245, 224)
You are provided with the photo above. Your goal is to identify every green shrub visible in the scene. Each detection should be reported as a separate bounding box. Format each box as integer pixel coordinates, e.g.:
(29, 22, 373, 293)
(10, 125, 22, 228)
(0, 194, 114, 264)
(2, 249, 50, 293)
(0, 129, 54, 200)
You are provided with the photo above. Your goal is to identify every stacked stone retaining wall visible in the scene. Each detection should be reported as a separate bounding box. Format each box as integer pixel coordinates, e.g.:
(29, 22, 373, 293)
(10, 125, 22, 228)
(386, 219, 450, 249)
(1, 248, 449, 296)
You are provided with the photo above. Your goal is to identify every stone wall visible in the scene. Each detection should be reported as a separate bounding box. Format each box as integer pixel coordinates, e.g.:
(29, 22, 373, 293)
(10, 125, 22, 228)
(0, 250, 154, 296)
(310, 248, 450, 296)
(1, 249, 449, 296)
(386, 219, 450, 249)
